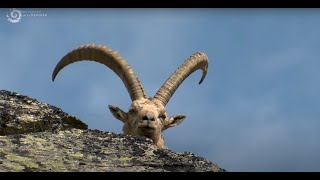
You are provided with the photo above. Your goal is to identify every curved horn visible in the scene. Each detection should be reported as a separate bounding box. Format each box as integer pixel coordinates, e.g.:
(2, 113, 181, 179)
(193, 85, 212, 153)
(154, 52, 208, 106)
(52, 44, 147, 101)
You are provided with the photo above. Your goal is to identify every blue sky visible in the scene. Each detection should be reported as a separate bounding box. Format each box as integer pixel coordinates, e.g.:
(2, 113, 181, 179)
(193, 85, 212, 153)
(1, 8, 320, 172)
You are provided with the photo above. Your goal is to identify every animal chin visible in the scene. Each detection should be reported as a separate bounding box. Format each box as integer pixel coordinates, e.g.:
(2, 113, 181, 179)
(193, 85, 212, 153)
(138, 125, 156, 135)
(138, 125, 156, 130)
(139, 128, 156, 138)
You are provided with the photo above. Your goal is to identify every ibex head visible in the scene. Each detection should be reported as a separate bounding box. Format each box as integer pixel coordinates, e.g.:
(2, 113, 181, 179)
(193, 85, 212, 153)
(52, 44, 208, 149)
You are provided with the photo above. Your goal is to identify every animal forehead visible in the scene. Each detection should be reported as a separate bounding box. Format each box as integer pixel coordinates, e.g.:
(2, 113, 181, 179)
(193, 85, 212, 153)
(131, 99, 164, 111)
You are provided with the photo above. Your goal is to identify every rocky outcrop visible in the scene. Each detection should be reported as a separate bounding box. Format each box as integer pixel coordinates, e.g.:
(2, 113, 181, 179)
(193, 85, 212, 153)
(0, 90, 225, 172)
(0, 90, 87, 135)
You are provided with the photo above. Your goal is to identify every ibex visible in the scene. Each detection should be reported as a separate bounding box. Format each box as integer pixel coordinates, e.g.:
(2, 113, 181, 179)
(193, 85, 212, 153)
(52, 44, 208, 149)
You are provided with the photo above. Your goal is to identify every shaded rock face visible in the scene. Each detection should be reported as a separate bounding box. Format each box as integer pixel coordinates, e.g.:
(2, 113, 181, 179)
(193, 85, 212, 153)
(0, 90, 225, 172)
(0, 90, 87, 135)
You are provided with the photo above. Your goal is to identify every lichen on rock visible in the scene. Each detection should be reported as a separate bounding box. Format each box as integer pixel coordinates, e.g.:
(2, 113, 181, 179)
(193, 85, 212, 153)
(0, 90, 87, 135)
(0, 90, 226, 172)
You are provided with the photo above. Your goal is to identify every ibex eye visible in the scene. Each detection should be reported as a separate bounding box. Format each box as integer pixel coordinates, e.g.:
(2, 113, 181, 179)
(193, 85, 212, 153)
(159, 114, 166, 119)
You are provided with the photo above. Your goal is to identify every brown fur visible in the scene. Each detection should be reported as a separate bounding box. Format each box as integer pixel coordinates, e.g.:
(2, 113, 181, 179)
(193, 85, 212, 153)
(109, 98, 185, 149)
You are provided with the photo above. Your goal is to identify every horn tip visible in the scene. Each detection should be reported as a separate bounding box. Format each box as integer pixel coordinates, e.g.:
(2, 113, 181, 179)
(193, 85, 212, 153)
(198, 72, 207, 84)
(52, 71, 57, 82)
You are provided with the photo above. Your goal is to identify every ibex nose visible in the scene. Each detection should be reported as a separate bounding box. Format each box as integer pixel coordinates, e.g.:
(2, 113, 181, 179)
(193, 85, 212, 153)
(142, 114, 155, 121)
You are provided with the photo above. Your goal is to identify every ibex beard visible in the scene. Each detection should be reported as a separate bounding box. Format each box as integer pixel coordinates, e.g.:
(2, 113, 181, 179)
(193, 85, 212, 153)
(52, 44, 208, 149)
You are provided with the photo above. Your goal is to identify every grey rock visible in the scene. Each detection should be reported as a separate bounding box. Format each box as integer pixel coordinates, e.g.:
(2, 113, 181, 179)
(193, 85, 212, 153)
(0, 90, 87, 135)
(0, 90, 226, 172)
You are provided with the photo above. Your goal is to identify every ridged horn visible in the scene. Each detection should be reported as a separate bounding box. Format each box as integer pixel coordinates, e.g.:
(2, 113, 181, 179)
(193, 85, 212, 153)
(154, 52, 208, 106)
(52, 44, 147, 101)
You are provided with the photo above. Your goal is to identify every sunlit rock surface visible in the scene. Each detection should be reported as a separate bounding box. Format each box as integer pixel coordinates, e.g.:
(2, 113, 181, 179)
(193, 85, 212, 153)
(0, 90, 225, 172)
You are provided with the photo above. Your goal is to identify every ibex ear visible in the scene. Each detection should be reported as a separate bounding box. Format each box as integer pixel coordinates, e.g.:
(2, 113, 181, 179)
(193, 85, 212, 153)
(108, 105, 128, 123)
(162, 114, 186, 131)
